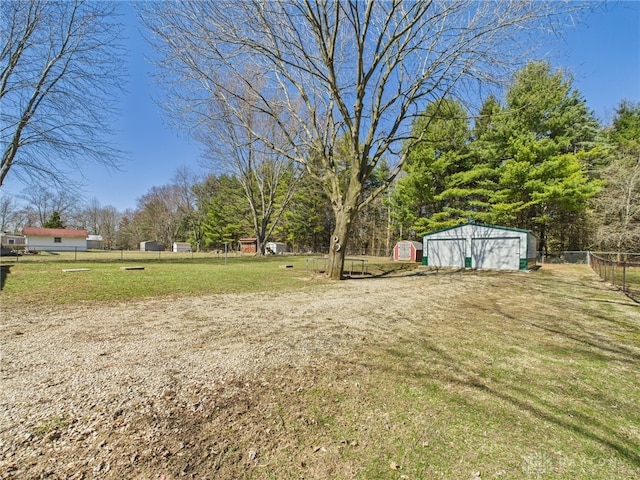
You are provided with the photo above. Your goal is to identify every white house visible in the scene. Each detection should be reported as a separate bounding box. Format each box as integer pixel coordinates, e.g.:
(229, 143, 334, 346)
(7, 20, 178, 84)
(22, 227, 88, 252)
(422, 222, 537, 271)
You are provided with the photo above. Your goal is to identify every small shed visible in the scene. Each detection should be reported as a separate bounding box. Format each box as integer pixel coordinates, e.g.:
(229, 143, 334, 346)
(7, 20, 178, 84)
(422, 222, 537, 271)
(140, 240, 165, 252)
(22, 227, 88, 252)
(87, 235, 104, 250)
(266, 241, 287, 255)
(173, 242, 192, 252)
(393, 240, 423, 262)
(238, 237, 257, 254)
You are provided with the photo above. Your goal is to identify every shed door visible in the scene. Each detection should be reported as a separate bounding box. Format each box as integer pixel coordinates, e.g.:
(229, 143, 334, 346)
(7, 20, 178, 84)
(426, 239, 465, 268)
(471, 237, 520, 270)
(397, 242, 412, 261)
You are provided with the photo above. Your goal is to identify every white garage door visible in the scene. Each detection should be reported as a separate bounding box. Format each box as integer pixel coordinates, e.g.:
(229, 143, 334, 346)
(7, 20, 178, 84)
(471, 237, 520, 270)
(426, 239, 465, 268)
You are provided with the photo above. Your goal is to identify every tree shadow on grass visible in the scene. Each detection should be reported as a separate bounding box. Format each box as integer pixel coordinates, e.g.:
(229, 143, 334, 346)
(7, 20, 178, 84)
(350, 265, 466, 280)
(377, 335, 640, 469)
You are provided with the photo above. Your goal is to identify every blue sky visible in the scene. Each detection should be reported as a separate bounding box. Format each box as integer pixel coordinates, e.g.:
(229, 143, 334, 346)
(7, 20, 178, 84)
(3, 0, 640, 212)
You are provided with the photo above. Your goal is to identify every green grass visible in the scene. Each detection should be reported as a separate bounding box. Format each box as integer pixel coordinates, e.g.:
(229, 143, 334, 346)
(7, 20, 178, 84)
(0, 254, 416, 305)
(0, 256, 315, 305)
(240, 266, 640, 479)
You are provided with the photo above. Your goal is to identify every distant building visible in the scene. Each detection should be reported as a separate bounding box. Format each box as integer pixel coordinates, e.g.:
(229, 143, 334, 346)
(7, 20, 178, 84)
(87, 235, 104, 250)
(238, 237, 257, 254)
(173, 242, 192, 253)
(393, 240, 423, 262)
(22, 227, 88, 252)
(266, 241, 287, 254)
(1, 232, 25, 247)
(140, 240, 165, 252)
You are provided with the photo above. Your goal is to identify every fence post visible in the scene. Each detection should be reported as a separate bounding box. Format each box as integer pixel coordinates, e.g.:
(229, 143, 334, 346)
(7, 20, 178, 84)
(623, 261, 627, 292)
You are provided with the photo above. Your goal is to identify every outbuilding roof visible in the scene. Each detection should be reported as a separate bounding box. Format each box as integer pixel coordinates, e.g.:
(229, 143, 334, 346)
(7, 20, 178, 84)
(22, 227, 88, 238)
(423, 221, 533, 237)
(396, 240, 423, 249)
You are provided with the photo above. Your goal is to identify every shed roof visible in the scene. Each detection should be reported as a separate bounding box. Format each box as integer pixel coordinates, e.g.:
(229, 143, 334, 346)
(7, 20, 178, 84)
(396, 240, 423, 249)
(23, 227, 88, 238)
(423, 221, 533, 237)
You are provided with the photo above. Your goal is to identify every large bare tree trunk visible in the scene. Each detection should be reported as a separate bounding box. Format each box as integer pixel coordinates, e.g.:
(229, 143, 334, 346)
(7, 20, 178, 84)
(327, 207, 354, 280)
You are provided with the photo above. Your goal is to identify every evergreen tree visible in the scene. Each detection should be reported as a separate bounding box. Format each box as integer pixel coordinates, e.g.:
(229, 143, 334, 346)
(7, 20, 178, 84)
(277, 175, 332, 253)
(392, 99, 471, 236)
(493, 61, 601, 250)
(200, 174, 251, 250)
(447, 62, 601, 251)
(43, 211, 65, 229)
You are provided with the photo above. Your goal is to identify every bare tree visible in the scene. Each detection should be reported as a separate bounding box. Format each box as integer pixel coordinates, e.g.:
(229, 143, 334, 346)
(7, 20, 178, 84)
(0, 195, 18, 232)
(75, 198, 121, 248)
(142, 0, 584, 278)
(136, 184, 187, 248)
(595, 154, 640, 254)
(171, 166, 206, 250)
(193, 79, 303, 254)
(171, 166, 199, 217)
(1, 0, 125, 188)
(19, 186, 78, 227)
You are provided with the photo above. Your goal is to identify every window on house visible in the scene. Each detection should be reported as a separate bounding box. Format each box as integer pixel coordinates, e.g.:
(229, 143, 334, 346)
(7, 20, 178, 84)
(54, 237, 62, 243)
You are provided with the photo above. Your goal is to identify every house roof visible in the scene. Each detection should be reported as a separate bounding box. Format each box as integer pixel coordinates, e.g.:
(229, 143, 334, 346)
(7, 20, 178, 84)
(22, 227, 88, 238)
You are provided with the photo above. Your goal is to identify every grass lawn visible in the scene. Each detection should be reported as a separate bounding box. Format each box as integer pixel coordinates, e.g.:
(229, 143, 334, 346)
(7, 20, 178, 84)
(274, 266, 640, 479)
(0, 254, 416, 305)
(1, 260, 638, 479)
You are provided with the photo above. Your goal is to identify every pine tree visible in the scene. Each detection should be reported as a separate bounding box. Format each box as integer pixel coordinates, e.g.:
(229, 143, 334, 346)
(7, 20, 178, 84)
(43, 211, 65, 229)
(392, 99, 471, 236)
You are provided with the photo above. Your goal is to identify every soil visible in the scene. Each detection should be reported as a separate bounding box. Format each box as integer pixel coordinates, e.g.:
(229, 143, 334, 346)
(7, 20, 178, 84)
(0, 266, 608, 479)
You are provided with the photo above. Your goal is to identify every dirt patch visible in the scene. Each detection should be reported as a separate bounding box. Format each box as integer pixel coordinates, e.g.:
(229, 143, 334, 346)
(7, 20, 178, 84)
(0, 267, 635, 479)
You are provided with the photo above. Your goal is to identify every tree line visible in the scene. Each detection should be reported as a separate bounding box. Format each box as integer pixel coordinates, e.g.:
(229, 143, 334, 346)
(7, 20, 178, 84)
(2, 61, 639, 256)
(2, 1, 637, 277)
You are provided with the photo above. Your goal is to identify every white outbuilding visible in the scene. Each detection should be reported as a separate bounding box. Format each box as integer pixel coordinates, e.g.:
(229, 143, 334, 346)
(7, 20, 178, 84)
(266, 241, 287, 254)
(422, 222, 537, 271)
(173, 242, 192, 252)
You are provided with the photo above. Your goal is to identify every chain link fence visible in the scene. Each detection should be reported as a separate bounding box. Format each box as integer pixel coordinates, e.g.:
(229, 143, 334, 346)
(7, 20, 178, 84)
(538, 251, 590, 264)
(589, 252, 640, 302)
